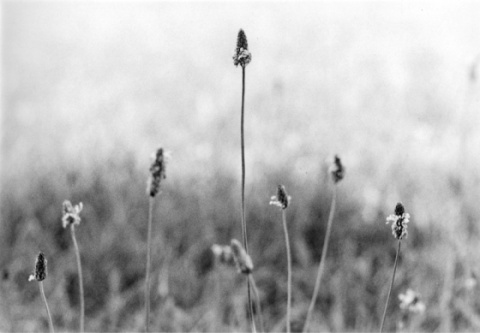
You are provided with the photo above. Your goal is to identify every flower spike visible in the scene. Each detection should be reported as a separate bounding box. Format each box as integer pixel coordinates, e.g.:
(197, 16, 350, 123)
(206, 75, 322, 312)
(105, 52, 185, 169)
(386, 202, 410, 240)
(233, 29, 252, 67)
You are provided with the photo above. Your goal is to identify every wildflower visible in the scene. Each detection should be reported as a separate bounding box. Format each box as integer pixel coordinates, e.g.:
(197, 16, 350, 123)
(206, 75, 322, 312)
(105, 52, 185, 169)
(398, 289, 426, 314)
(211, 244, 235, 267)
(386, 202, 410, 240)
(233, 29, 252, 67)
(230, 239, 253, 274)
(29, 252, 47, 282)
(62, 200, 83, 228)
(270, 185, 291, 210)
(63, 200, 85, 332)
(329, 155, 345, 184)
(147, 148, 167, 197)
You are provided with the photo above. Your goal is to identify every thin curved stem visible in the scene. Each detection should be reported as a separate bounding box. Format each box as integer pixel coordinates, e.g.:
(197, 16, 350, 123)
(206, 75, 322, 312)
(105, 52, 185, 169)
(39, 281, 54, 333)
(379, 240, 402, 333)
(70, 225, 84, 333)
(145, 197, 155, 332)
(303, 186, 337, 333)
(240, 65, 254, 332)
(249, 274, 265, 333)
(282, 209, 292, 333)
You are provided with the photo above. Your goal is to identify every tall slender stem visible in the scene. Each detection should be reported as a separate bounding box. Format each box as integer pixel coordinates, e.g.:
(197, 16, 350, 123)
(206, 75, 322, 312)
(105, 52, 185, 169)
(70, 225, 84, 333)
(281, 210, 292, 333)
(241, 63, 247, 252)
(145, 197, 155, 332)
(379, 240, 402, 333)
(303, 186, 337, 333)
(240, 65, 254, 332)
(39, 281, 54, 333)
(249, 275, 265, 333)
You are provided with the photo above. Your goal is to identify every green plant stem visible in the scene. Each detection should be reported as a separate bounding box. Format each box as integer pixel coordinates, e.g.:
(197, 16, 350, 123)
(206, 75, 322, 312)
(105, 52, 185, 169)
(249, 274, 265, 333)
(39, 281, 54, 333)
(70, 225, 84, 333)
(379, 240, 402, 333)
(144, 197, 155, 332)
(303, 186, 337, 333)
(240, 64, 254, 332)
(282, 209, 292, 333)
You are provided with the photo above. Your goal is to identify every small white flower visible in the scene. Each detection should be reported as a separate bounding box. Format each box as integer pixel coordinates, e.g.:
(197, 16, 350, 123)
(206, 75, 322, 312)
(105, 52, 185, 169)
(62, 201, 83, 228)
(399, 289, 425, 314)
(386, 212, 410, 240)
(211, 244, 235, 267)
(233, 48, 252, 67)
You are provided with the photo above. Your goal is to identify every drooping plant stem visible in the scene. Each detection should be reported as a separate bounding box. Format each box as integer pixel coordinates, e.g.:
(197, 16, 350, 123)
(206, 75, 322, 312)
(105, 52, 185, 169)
(39, 281, 54, 333)
(303, 186, 337, 333)
(249, 274, 265, 333)
(70, 225, 84, 333)
(240, 65, 254, 332)
(379, 240, 402, 333)
(281, 209, 292, 333)
(144, 197, 155, 332)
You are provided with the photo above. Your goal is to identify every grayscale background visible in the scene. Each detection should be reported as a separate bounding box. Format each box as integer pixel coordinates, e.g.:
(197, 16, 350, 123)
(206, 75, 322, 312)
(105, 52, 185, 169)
(1, 2, 480, 332)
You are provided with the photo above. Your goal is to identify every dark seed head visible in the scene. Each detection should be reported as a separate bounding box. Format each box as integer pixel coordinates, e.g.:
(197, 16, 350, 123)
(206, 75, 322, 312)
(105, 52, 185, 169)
(277, 185, 289, 209)
(233, 29, 252, 67)
(34, 252, 47, 281)
(236, 29, 248, 51)
(330, 155, 345, 184)
(147, 148, 167, 197)
(395, 202, 405, 216)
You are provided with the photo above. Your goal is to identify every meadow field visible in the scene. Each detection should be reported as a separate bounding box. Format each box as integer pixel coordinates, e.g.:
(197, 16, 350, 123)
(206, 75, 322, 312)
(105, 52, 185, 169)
(2, 2, 480, 332)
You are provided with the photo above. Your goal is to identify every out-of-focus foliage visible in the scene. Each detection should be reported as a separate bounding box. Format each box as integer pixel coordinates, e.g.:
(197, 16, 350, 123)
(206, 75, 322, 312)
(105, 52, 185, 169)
(2, 2, 480, 332)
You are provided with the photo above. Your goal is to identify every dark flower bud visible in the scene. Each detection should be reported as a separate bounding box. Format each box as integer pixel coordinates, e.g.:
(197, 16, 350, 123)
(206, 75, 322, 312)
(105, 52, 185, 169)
(329, 155, 345, 184)
(147, 148, 167, 197)
(395, 202, 405, 216)
(29, 252, 47, 282)
(233, 29, 252, 67)
(270, 185, 291, 210)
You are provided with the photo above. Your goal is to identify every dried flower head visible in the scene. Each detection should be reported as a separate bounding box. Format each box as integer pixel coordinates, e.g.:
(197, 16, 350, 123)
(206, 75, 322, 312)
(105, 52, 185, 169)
(386, 202, 410, 240)
(62, 200, 83, 228)
(211, 244, 235, 267)
(270, 185, 291, 210)
(233, 29, 252, 67)
(147, 148, 167, 197)
(230, 239, 253, 274)
(398, 289, 426, 314)
(329, 155, 345, 184)
(29, 252, 47, 282)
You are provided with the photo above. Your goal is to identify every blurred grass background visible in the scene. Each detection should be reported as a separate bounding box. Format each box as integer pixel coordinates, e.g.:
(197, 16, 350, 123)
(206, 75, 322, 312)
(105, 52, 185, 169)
(1, 1, 480, 332)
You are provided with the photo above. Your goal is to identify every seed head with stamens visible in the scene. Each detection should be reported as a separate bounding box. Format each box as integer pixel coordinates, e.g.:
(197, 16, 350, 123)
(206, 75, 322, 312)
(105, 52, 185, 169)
(29, 252, 47, 282)
(233, 29, 252, 67)
(147, 148, 167, 197)
(386, 202, 410, 240)
(270, 185, 291, 210)
(62, 200, 83, 228)
(230, 239, 253, 275)
(329, 155, 345, 184)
